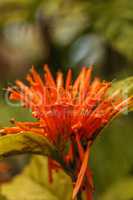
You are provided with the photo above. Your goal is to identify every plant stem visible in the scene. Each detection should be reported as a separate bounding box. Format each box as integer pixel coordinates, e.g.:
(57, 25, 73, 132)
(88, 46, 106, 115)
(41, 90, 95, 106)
(77, 192, 82, 200)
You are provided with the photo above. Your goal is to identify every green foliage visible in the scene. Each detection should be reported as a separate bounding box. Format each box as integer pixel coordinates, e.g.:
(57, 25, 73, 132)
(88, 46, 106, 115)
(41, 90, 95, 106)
(1, 156, 72, 200)
(91, 115, 133, 195)
(0, 0, 133, 60)
(0, 133, 59, 161)
(88, 0, 133, 60)
(0, 101, 34, 127)
(109, 76, 133, 111)
(0, 193, 7, 200)
(110, 76, 133, 97)
(101, 177, 133, 200)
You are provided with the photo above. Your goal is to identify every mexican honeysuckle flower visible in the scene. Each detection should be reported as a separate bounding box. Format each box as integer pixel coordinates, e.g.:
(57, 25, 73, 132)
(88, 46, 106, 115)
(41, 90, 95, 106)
(1, 65, 133, 200)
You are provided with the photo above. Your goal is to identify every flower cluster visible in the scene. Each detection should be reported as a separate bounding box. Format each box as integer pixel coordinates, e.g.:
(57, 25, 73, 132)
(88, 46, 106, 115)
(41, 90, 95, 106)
(1, 65, 133, 199)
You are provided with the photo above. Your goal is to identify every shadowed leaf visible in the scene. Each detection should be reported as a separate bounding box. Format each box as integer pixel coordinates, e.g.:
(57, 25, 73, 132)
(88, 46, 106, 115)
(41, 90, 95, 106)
(0, 132, 59, 161)
(101, 177, 133, 200)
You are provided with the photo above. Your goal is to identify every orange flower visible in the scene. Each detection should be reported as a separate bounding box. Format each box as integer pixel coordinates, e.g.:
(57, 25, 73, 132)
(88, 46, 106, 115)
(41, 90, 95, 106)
(1, 65, 133, 200)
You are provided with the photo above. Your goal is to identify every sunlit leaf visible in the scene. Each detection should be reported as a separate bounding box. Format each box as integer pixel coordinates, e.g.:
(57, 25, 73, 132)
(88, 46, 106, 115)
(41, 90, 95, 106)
(2, 175, 60, 200)
(1, 156, 73, 200)
(110, 76, 133, 96)
(24, 156, 73, 200)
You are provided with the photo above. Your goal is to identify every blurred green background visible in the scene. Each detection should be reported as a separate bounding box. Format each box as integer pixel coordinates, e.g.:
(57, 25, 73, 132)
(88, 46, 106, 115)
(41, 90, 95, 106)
(0, 0, 133, 199)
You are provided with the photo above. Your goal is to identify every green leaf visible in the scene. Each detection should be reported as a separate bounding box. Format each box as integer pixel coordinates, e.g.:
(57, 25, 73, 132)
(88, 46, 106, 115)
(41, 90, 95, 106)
(109, 76, 133, 111)
(3, 175, 58, 200)
(0, 133, 59, 161)
(1, 156, 73, 200)
(101, 177, 133, 200)
(91, 115, 133, 194)
(24, 156, 73, 200)
(0, 193, 7, 200)
(110, 76, 133, 96)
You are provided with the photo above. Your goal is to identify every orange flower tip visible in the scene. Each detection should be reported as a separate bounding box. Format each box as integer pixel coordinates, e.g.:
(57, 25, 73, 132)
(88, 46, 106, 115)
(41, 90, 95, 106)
(6, 87, 11, 91)
(15, 79, 19, 84)
(72, 122, 82, 132)
(44, 64, 52, 75)
(56, 71, 64, 88)
(44, 64, 49, 70)
(31, 65, 35, 71)
(0, 129, 5, 134)
(85, 65, 93, 73)
(102, 118, 108, 124)
(66, 68, 72, 89)
(7, 87, 14, 95)
(81, 65, 86, 70)
(89, 64, 93, 69)
(32, 111, 38, 117)
(10, 90, 21, 100)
